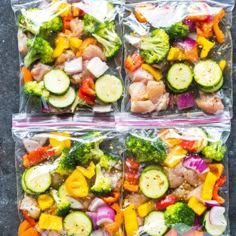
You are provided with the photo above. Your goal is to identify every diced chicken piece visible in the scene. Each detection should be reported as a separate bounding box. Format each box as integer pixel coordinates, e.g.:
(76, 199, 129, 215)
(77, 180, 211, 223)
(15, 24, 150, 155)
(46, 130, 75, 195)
(195, 92, 224, 114)
(183, 168, 205, 187)
(156, 93, 170, 111)
(146, 80, 166, 104)
(124, 193, 148, 208)
(23, 133, 48, 153)
(56, 50, 76, 65)
(87, 57, 109, 78)
(82, 45, 106, 61)
(70, 18, 84, 38)
(131, 100, 156, 113)
(64, 57, 83, 75)
(172, 182, 194, 201)
(17, 29, 28, 54)
(128, 67, 154, 83)
(31, 63, 51, 81)
(20, 195, 41, 219)
(129, 82, 147, 101)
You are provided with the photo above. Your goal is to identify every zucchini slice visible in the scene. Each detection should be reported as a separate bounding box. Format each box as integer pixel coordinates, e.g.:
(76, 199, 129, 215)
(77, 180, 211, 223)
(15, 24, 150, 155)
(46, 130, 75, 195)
(194, 60, 222, 89)
(64, 211, 92, 236)
(95, 74, 123, 103)
(204, 211, 227, 236)
(198, 77, 223, 93)
(21, 171, 35, 195)
(139, 168, 168, 199)
(48, 87, 76, 108)
(24, 166, 51, 194)
(44, 69, 70, 95)
(144, 211, 167, 236)
(167, 63, 193, 92)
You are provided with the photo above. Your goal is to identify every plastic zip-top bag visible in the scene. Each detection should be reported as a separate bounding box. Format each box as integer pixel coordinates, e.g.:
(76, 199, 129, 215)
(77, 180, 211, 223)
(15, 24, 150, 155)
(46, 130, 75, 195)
(122, 0, 234, 118)
(11, 0, 124, 114)
(13, 113, 231, 235)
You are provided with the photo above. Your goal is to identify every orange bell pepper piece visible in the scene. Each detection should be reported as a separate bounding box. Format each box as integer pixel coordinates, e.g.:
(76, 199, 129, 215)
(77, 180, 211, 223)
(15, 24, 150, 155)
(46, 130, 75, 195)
(18, 220, 39, 236)
(21, 66, 33, 83)
(101, 191, 120, 205)
(134, 8, 147, 23)
(213, 9, 225, 43)
(76, 38, 97, 57)
(123, 180, 139, 192)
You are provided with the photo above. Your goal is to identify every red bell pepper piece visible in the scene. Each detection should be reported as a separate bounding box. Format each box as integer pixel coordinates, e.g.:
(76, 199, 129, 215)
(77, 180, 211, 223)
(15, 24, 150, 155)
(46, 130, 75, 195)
(180, 139, 195, 151)
(63, 16, 74, 30)
(125, 172, 139, 185)
(21, 210, 37, 227)
(23, 146, 55, 168)
(155, 195, 177, 210)
(78, 89, 96, 104)
(80, 77, 96, 96)
(212, 176, 226, 204)
(125, 52, 144, 72)
(125, 158, 140, 170)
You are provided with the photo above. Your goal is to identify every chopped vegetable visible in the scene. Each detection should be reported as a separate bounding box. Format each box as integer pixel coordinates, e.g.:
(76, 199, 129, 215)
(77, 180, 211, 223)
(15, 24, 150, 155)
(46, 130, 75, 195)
(188, 196, 207, 215)
(213, 9, 225, 44)
(201, 140, 226, 161)
(92, 21, 121, 58)
(123, 180, 139, 192)
(125, 51, 144, 72)
(37, 194, 54, 211)
(208, 163, 224, 179)
(134, 7, 147, 23)
(83, 14, 99, 35)
(97, 205, 115, 225)
(38, 213, 63, 231)
(197, 36, 215, 59)
(126, 134, 167, 162)
(52, 35, 69, 58)
(166, 21, 190, 40)
(219, 60, 226, 71)
(167, 47, 186, 61)
(22, 145, 55, 168)
(176, 92, 195, 110)
(76, 37, 97, 57)
(182, 154, 208, 173)
(21, 66, 33, 83)
(201, 172, 218, 200)
(209, 206, 226, 226)
(18, 220, 39, 236)
(155, 195, 177, 211)
(23, 81, 49, 100)
(77, 161, 96, 179)
(140, 28, 170, 64)
(101, 191, 120, 205)
(212, 176, 226, 204)
(79, 77, 96, 97)
(124, 204, 139, 236)
(138, 201, 154, 217)
(91, 164, 112, 195)
(141, 64, 162, 81)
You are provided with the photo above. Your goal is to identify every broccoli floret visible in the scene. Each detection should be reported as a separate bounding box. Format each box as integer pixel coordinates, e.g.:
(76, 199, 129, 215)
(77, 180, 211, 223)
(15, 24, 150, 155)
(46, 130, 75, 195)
(18, 8, 62, 37)
(51, 189, 71, 217)
(92, 21, 121, 58)
(83, 14, 100, 35)
(70, 131, 104, 164)
(98, 153, 119, 170)
(24, 36, 54, 67)
(91, 164, 112, 195)
(126, 134, 167, 163)
(24, 81, 49, 100)
(166, 21, 190, 40)
(55, 149, 77, 175)
(164, 202, 195, 228)
(201, 140, 226, 161)
(140, 28, 170, 64)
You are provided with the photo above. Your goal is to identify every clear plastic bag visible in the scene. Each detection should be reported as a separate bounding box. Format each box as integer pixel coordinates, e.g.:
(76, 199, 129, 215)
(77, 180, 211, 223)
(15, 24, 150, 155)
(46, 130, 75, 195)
(122, 0, 234, 118)
(13, 113, 231, 235)
(11, 0, 124, 114)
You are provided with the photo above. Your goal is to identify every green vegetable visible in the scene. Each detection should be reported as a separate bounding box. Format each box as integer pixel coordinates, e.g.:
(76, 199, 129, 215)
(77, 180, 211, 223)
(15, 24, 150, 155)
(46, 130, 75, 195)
(140, 28, 170, 64)
(18, 8, 62, 37)
(24, 81, 49, 100)
(70, 131, 104, 164)
(24, 36, 54, 67)
(51, 189, 71, 217)
(98, 153, 119, 170)
(126, 134, 167, 163)
(201, 140, 226, 161)
(55, 148, 77, 176)
(164, 202, 195, 230)
(83, 14, 100, 35)
(91, 164, 112, 195)
(92, 21, 121, 58)
(166, 21, 189, 40)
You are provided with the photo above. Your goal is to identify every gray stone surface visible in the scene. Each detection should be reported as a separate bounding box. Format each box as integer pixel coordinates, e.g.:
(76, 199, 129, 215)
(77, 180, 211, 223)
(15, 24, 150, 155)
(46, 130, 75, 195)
(0, 0, 235, 235)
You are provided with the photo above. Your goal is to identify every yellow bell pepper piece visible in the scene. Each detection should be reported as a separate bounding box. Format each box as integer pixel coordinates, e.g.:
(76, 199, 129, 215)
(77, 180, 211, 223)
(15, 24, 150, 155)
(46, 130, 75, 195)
(141, 64, 162, 81)
(37, 194, 54, 211)
(52, 36, 69, 58)
(201, 172, 218, 200)
(219, 60, 226, 71)
(55, 2, 72, 17)
(124, 204, 139, 236)
(76, 161, 95, 179)
(197, 36, 215, 59)
(65, 168, 89, 198)
(69, 37, 83, 53)
(167, 47, 186, 61)
(38, 213, 63, 231)
(71, 5, 80, 17)
(188, 196, 207, 216)
(49, 131, 71, 155)
(137, 201, 154, 218)
(208, 163, 224, 179)
(164, 145, 188, 168)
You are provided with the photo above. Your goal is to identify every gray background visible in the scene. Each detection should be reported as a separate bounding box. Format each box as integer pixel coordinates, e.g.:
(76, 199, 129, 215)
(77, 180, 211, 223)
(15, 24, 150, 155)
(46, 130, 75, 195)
(0, 0, 235, 235)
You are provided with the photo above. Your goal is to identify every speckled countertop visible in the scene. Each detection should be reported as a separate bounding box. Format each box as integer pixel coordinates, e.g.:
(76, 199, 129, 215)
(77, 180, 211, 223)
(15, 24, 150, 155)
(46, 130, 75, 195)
(0, 0, 235, 235)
